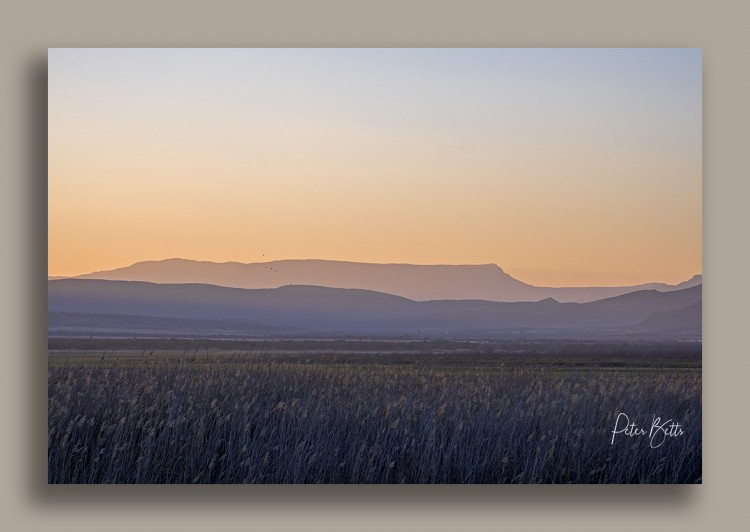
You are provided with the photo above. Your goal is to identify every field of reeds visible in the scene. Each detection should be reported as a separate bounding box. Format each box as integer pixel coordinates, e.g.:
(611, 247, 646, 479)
(48, 341, 701, 483)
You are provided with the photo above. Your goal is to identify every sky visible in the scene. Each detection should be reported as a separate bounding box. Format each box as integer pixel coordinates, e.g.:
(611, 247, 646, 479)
(48, 48, 701, 287)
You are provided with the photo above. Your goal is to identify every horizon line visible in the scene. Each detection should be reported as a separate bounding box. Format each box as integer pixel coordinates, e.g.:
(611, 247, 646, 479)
(48, 256, 702, 289)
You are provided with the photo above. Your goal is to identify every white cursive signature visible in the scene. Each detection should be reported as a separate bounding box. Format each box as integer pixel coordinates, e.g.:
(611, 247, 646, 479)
(610, 412, 685, 448)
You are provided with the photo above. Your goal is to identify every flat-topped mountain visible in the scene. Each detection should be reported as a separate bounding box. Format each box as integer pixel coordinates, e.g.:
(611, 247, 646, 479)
(74, 258, 702, 303)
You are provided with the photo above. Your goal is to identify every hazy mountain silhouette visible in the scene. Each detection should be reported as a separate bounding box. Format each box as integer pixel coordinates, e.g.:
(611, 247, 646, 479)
(49, 279, 701, 338)
(634, 301, 702, 333)
(74, 258, 702, 303)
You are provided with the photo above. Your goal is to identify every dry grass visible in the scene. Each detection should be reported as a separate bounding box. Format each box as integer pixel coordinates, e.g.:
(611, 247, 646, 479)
(48, 352, 701, 483)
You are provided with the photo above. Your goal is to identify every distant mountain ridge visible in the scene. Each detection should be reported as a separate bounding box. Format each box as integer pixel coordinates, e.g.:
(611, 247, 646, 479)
(49, 278, 702, 338)
(73, 258, 702, 303)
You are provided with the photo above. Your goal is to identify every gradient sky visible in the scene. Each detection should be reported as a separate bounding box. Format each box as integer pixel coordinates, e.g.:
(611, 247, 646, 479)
(48, 48, 701, 286)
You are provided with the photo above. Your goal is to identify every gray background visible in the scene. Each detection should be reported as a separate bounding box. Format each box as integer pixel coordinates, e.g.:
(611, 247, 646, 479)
(1, 1, 747, 530)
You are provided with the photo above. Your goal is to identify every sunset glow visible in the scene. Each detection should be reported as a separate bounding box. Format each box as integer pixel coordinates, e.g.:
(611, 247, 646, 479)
(48, 48, 701, 286)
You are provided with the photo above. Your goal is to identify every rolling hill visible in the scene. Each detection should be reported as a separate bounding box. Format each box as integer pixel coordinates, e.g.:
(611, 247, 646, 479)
(48, 278, 702, 338)
(73, 258, 702, 303)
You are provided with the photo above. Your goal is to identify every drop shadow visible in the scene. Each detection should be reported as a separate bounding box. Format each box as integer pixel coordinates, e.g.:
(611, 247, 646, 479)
(27, 54, 50, 503)
(31, 52, 696, 510)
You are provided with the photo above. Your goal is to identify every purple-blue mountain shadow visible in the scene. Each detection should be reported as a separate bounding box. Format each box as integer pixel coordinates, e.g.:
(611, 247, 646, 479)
(633, 300, 702, 333)
(73, 258, 702, 303)
(48, 279, 701, 339)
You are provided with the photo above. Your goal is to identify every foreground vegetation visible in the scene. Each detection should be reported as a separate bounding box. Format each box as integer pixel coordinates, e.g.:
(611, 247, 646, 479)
(48, 343, 701, 483)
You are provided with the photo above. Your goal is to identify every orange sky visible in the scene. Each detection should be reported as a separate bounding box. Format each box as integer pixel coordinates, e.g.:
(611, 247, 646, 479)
(48, 49, 701, 287)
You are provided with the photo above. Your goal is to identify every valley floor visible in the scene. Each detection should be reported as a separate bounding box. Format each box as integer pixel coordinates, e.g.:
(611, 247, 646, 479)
(48, 339, 701, 483)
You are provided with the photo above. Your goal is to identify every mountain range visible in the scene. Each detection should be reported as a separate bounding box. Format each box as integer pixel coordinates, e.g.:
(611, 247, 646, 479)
(65, 258, 702, 303)
(48, 278, 702, 339)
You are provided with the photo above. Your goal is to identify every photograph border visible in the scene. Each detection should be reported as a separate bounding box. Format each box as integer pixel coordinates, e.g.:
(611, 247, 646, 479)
(2, 0, 748, 530)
